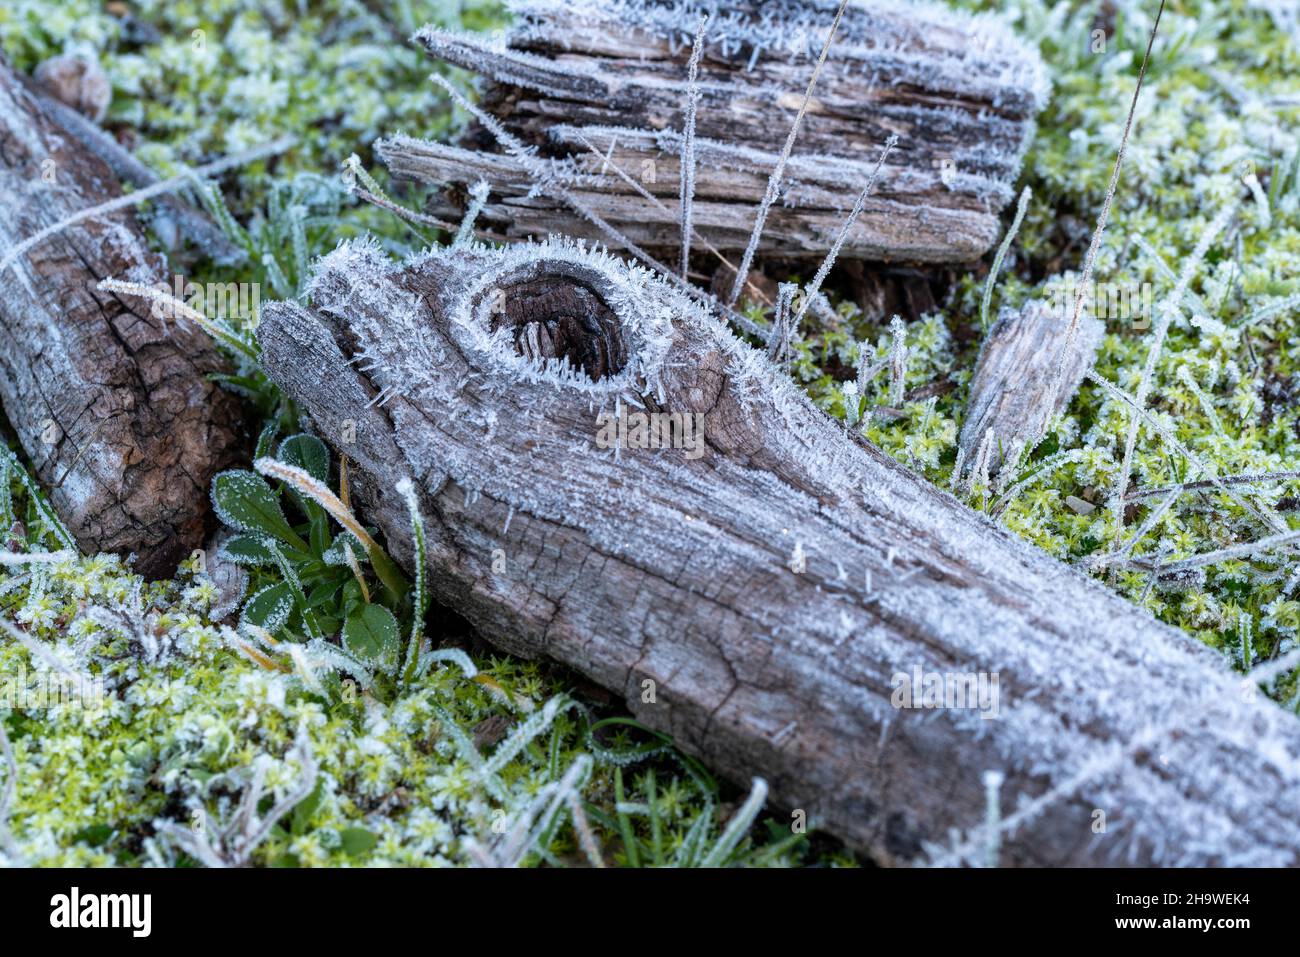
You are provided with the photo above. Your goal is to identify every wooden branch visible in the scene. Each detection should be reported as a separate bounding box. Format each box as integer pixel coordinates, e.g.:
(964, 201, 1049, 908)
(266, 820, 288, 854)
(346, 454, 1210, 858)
(0, 56, 243, 579)
(380, 0, 1047, 265)
(258, 238, 1300, 866)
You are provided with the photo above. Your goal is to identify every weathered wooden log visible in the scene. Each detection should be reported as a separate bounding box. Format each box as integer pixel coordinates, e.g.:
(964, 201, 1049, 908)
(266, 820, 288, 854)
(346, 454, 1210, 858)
(0, 56, 244, 578)
(380, 0, 1047, 266)
(259, 237, 1300, 866)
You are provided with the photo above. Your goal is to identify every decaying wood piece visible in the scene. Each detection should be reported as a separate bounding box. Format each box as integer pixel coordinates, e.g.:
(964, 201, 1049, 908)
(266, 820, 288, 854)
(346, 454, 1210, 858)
(958, 300, 1105, 484)
(0, 57, 244, 578)
(18, 71, 243, 264)
(259, 237, 1300, 866)
(380, 0, 1047, 265)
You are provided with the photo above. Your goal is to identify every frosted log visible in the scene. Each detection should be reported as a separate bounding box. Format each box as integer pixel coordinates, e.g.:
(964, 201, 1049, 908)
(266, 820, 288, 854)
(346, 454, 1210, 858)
(258, 237, 1300, 866)
(0, 56, 243, 578)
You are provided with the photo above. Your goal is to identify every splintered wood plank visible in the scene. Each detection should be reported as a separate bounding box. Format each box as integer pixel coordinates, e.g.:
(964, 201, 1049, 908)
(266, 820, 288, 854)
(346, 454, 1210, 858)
(383, 0, 1047, 264)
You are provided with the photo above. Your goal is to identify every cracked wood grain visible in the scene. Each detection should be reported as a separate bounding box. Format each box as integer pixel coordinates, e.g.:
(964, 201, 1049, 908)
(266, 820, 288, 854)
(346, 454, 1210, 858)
(258, 236, 1300, 866)
(0, 55, 243, 579)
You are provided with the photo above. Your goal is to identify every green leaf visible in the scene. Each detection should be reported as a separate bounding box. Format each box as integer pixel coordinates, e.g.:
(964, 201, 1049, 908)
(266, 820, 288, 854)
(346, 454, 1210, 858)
(0, 454, 13, 530)
(240, 581, 296, 634)
(338, 827, 376, 858)
(306, 578, 343, 611)
(72, 823, 114, 848)
(292, 780, 325, 836)
(343, 604, 400, 670)
(323, 531, 367, 566)
(211, 470, 307, 550)
(219, 533, 279, 567)
(278, 434, 330, 484)
(254, 421, 278, 461)
(309, 511, 330, 556)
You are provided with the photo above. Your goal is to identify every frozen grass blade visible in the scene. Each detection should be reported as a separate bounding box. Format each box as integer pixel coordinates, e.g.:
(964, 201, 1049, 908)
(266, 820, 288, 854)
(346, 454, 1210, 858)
(455, 179, 491, 248)
(0, 717, 17, 856)
(699, 776, 767, 867)
(255, 458, 377, 554)
(0, 445, 76, 552)
(888, 316, 908, 407)
(790, 135, 897, 331)
(1046, 0, 1167, 436)
(1136, 526, 1300, 575)
(679, 14, 708, 278)
(727, 0, 851, 307)
(0, 551, 74, 565)
(96, 278, 259, 360)
(613, 767, 640, 867)
(342, 541, 371, 604)
(979, 185, 1031, 333)
(989, 448, 1086, 517)
(767, 282, 799, 366)
(981, 770, 1004, 868)
(254, 457, 408, 602)
(1125, 469, 1300, 501)
(0, 136, 296, 276)
(414, 647, 477, 680)
(480, 695, 576, 778)
(1176, 365, 1229, 442)
(397, 477, 429, 685)
(0, 615, 89, 680)
(1241, 291, 1300, 328)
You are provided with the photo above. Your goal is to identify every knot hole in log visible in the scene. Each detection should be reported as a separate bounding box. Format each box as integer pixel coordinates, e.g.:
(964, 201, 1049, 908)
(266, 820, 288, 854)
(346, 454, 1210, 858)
(488, 277, 628, 381)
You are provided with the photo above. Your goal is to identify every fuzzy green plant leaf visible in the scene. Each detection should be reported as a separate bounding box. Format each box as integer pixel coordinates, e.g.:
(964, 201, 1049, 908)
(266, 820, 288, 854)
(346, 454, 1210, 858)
(322, 532, 368, 567)
(240, 581, 296, 635)
(212, 470, 308, 552)
(277, 434, 331, 484)
(342, 604, 401, 670)
(219, 533, 280, 567)
(0, 454, 13, 530)
(339, 827, 378, 858)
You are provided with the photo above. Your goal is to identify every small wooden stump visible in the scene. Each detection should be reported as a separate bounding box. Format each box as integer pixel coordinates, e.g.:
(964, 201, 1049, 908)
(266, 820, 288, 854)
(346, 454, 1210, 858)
(958, 300, 1105, 485)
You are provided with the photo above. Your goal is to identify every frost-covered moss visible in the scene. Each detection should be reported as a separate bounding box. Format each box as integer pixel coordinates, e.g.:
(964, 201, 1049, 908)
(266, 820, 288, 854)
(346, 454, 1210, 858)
(0, 533, 824, 866)
(0, 0, 503, 184)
